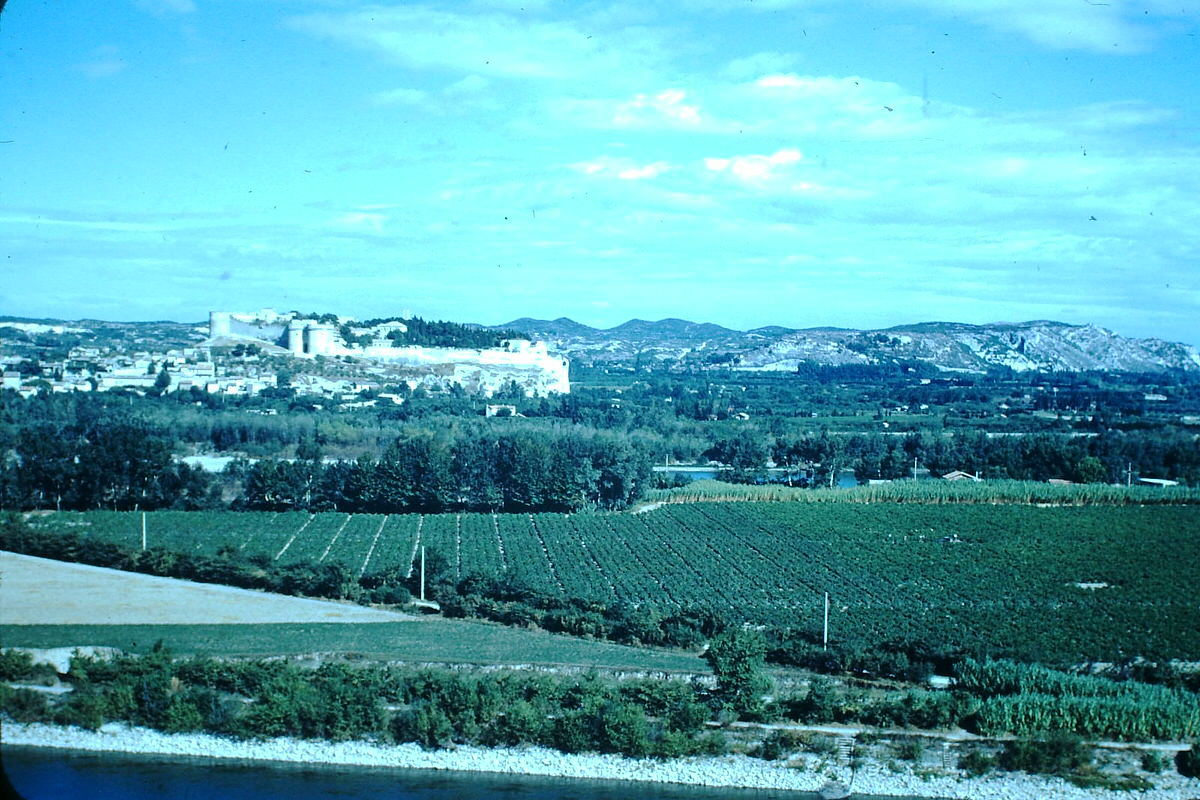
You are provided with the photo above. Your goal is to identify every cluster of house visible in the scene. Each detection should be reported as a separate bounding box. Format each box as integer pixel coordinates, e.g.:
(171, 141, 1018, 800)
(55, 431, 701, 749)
(2, 345, 268, 399)
(0, 335, 402, 401)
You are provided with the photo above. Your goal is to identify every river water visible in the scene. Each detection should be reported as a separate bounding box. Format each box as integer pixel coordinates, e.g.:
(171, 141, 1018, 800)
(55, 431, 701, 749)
(1, 747, 938, 800)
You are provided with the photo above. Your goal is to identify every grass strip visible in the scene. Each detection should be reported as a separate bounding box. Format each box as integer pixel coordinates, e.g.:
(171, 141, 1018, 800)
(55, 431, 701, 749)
(0, 622, 707, 673)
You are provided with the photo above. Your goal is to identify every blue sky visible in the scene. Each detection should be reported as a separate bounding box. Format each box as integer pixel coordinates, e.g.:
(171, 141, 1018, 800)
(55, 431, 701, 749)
(1, 1, 1197, 345)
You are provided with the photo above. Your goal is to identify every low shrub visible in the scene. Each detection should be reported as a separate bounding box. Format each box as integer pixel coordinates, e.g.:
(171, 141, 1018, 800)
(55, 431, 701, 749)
(1140, 751, 1167, 773)
(0, 650, 37, 682)
(0, 685, 49, 722)
(1177, 746, 1200, 778)
(893, 736, 925, 761)
(998, 732, 1091, 775)
(756, 729, 804, 761)
(958, 749, 996, 776)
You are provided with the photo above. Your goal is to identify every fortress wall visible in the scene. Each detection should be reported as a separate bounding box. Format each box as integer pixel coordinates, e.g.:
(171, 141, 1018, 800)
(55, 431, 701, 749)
(227, 319, 288, 343)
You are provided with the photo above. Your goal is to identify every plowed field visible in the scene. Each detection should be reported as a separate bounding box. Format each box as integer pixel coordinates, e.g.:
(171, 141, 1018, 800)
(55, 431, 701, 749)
(0, 552, 411, 625)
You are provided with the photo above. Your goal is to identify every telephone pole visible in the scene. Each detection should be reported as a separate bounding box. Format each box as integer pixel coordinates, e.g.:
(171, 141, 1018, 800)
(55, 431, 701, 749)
(823, 592, 830, 651)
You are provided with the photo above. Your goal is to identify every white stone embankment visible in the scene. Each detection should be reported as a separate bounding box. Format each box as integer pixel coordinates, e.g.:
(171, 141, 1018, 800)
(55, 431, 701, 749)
(4, 722, 1198, 799)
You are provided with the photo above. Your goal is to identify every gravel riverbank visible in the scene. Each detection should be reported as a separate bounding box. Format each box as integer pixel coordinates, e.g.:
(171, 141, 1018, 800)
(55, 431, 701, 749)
(4, 722, 1198, 799)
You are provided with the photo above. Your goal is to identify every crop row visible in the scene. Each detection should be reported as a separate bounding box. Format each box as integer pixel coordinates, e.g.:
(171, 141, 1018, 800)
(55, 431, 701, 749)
(23, 503, 1200, 662)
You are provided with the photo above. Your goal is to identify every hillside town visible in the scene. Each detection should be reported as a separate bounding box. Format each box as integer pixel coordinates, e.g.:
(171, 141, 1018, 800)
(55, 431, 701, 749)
(0, 311, 571, 403)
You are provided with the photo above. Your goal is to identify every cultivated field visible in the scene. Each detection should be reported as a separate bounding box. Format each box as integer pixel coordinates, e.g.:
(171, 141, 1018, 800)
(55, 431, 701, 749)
(20, 504, 1200, 663)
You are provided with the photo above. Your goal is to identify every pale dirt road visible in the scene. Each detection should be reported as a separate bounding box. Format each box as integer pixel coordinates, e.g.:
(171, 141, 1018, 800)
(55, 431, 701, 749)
(0, 551, 413, 625)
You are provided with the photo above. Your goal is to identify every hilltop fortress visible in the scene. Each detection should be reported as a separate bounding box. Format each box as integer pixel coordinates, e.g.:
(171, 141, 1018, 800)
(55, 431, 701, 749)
(207, 310, 570, 397)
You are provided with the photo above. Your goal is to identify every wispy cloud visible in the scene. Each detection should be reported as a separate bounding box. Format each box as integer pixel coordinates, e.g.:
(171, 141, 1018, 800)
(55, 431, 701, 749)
(331, 210, 389, 233)
(287, 5, 667, 84)
(685, 0, 1197, 52)
(77, 46, 128, 79)
(571, 156, 672, 180)
(900, 0, 1193, 53)
(371, 88, 428, 106)
(134, 0, 196, 16)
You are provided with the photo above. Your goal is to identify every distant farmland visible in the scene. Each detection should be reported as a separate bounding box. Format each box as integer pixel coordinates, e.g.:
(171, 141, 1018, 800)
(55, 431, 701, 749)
(22, 505, 1200, 664)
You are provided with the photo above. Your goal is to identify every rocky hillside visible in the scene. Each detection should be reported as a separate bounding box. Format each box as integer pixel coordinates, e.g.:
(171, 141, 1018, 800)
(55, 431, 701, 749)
(497, 318, 1200, 374)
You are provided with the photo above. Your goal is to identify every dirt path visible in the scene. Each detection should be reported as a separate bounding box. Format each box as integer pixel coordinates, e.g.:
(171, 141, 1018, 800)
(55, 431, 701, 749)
(0, 551, 414, 625)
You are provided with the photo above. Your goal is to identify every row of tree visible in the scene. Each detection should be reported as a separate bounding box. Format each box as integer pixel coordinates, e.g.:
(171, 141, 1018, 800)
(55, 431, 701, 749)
(725, 428, 1200, 485)
(236, 426, 650, 513)
(0, 411, 653, 512)
(2, 422, 216, 511)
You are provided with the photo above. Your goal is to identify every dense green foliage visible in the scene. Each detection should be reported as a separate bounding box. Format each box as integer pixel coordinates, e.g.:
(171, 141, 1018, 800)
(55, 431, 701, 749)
(779, 676, 964, 730)
(1, 648, 725, 759)
(236, 426, 650, 513)
(1178, 746, 1200, 778)
(648, 478, 1200, 505)
(956, 659, 1200, 741)
(380, 316, 524, 349)
(2, 419, 216, 511)
(703, 629, 771, 719)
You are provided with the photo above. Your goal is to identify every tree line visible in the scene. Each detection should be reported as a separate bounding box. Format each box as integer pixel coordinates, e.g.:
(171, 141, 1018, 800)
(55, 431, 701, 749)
(235, 426, 649, 513)
(0, 409, 652, 513)
(1, 421, 216, 511)
(2, 373, 1196, 515)
(729, 428, 1200, 486)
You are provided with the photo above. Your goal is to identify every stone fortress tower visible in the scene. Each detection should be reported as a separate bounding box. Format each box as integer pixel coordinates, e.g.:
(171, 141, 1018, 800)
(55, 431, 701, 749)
(285, 318, 337, 356)
(208, 311, 232, 338)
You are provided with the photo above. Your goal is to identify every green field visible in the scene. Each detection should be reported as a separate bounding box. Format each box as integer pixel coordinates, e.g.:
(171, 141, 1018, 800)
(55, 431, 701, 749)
(19, 503, 1200, 663)
(0, 621, 708, 673)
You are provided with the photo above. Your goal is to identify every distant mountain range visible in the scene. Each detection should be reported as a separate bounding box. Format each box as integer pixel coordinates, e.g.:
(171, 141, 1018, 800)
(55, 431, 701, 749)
(4, 315, 1196, 375)
(494, 318, 1200, 374)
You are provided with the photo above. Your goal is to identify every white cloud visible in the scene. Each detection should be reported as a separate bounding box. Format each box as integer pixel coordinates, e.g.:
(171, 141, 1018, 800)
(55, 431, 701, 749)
(618, 162, 671, 180)
(571, 156, 672, 180)
(446, 75, 490, 95)
(613, 88, 702, 127)
(371, 88, 428, 106)
(705, 148, 803, 181)
(331, 211, 388, 233)
(722, 51, 801, 81)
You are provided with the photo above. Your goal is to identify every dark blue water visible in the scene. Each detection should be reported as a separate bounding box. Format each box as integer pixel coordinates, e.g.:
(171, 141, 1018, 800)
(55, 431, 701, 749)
(0, 747, 934, 800)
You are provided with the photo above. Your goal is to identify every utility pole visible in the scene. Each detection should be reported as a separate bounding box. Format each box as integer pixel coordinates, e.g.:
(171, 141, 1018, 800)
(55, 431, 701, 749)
(420, 545, 426, 602)
(141, 512, 147, 551)
(823, 592, 830, 651)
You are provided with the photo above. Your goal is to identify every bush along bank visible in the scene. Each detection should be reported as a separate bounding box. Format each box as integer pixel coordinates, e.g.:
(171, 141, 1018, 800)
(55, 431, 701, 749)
(4, 647, 1200, 795)
(0, 646, 725, 759)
